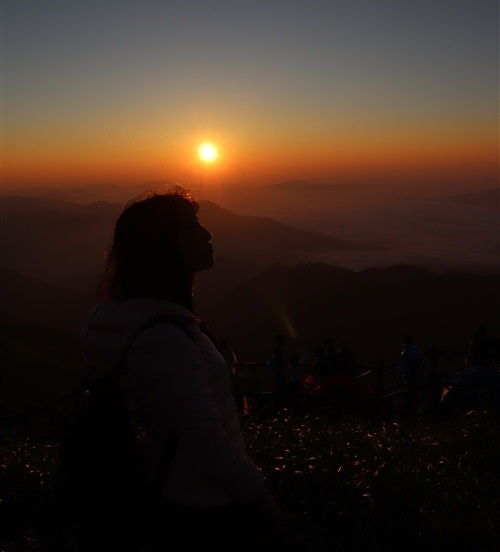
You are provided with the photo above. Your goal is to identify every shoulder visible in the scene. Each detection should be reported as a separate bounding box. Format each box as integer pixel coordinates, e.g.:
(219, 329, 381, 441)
(136, 321, 195, 345)
(128, 322, 202, 367)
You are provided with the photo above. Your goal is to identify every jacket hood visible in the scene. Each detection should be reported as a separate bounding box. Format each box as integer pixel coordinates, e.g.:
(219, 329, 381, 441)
(81, 298, 199, 380)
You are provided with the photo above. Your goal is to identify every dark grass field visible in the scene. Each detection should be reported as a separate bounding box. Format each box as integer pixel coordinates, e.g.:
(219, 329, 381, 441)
(1, 407, 499, 551)
(243, 407, 500, 550)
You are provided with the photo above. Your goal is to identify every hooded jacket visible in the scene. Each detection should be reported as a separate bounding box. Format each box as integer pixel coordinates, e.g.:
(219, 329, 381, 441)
(80, 298, 265, 507)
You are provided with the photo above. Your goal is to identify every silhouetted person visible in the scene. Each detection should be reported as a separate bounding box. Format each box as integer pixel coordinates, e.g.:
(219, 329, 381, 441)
(81, 190, 285, 550)
(399, 335, 423, 413)
(336, 340, 358, 377)
(312, 346, 328, 383)
(426, 344, 443, 415)
(469, 325, 493, 374)
(464, 327, 500, 408)
(287, 352, 305, 402)
(449, 329, 500, 411)
(494, 338, 500, 372)
(399, 335, 422, 385)
(269, 334, 286, 396)
(324, 337, 337, 376)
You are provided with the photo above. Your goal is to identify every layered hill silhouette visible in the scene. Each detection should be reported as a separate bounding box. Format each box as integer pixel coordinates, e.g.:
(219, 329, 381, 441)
(6, 182, 498, 273)
(206, 263, 500, 364)
(0, 267, 88, 332)
(1, 194, 499, 387)
(1, 195, 369, 292)
(200, 200, 367, 258)
(1, 194, 372, 342)
(0, 265, 86, 407)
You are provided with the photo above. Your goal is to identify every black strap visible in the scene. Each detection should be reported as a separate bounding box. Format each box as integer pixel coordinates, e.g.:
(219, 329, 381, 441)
(114, 314, 196, 498)
(113, 314, 196, 380)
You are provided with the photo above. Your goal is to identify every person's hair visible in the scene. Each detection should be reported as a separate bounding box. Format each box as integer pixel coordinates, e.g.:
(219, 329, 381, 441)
(98, 187, 199, 310)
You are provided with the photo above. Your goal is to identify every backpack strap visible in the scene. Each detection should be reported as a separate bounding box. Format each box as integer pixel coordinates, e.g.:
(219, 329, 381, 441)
(112, 314, 196, 380)
(113, 314, 197, 501)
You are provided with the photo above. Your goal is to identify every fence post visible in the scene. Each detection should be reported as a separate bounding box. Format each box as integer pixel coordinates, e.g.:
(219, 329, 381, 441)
(429, 344, 441, 414)
(376, 360, 384, 414)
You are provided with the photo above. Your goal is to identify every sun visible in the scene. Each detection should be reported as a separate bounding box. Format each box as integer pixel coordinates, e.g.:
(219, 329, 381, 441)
(198, 142, 219, 163)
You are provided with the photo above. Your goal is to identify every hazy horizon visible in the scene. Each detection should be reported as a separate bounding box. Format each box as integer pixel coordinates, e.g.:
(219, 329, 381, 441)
(2, 0, 498, 190)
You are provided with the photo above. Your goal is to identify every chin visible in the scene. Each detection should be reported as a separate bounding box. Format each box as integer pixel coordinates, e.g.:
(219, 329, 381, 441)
(197, 254, 215, 271)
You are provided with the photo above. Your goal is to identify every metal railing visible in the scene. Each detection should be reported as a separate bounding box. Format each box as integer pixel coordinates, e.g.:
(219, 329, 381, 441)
(0, 349, 472, 437)
(233, 348, 470, 413)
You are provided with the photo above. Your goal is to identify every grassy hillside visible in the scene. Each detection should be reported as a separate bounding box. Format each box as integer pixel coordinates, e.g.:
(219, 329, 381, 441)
(1, 408, 498, 551)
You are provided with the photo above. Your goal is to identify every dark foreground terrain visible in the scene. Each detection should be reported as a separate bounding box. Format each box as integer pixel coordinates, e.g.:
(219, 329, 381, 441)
(1, 407, 499, 551)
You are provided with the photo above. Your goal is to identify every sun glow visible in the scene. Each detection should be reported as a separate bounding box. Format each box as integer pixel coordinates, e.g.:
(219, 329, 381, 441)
(198, 142, 219, 163)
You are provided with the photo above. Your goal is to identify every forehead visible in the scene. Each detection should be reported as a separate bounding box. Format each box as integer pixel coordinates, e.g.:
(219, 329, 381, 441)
(175, 201, 198, 222)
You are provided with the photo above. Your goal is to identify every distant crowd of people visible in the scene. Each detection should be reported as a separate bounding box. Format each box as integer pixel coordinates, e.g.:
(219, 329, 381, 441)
(267, 334, 359, 396)
(219, 325, 500, 413)
(398, 326, 500, 389)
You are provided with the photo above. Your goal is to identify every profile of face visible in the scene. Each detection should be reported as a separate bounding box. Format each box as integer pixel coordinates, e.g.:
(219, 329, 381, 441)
(176, 203, 214, 272)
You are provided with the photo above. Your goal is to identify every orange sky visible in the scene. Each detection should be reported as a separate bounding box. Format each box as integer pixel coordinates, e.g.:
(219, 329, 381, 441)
(2, 1, 498, 191)
(3, 128, 497, 189)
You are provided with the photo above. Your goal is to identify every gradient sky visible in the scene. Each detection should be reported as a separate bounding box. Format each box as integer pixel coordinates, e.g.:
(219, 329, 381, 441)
(2, 0, 498, 188)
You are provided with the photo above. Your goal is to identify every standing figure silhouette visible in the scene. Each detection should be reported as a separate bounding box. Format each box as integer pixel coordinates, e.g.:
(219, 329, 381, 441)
(270, 333, 286, 396)
(81, 189, 285, 551)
